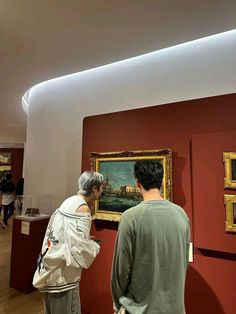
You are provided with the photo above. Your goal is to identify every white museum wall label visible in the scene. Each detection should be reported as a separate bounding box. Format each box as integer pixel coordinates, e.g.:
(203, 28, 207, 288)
(21, 221, 30, 235)
(189, 242, 194, 263)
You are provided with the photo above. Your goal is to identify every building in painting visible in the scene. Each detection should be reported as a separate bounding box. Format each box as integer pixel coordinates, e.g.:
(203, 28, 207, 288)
(120, 185, 140, 197)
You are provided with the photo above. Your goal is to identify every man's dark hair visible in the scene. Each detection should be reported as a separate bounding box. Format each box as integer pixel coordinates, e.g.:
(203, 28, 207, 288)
(0, 181, 15, 193)
(134, 159, 163, 190)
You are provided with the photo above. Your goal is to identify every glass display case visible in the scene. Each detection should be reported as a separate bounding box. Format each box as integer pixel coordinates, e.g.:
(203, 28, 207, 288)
(16, 194, 53, 221)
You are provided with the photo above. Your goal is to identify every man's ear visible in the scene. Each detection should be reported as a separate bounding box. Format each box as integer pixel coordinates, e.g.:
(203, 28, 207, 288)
(136, 180, 141, 189)
(92, 186, 97, 193)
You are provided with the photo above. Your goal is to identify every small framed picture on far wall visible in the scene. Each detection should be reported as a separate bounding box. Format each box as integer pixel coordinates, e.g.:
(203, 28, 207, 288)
(0, 165, 11, 180)
(224, 194, 236, 233)
(0, 152, 12, 165)
(0, 152, 12, 180)
(223, 152, 236, 189)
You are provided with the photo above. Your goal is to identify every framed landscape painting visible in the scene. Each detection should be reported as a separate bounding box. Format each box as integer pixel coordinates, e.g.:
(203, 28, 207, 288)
(223, 152, 236, 189)
(90, 149, 172, 221)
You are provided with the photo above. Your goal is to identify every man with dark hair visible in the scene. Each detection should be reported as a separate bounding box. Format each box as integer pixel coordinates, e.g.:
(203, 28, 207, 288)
(111, 159, 190, 314)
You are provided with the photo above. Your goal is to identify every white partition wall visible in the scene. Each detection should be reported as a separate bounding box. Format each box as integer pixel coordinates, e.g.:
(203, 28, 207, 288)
(23, 30, 236, 207)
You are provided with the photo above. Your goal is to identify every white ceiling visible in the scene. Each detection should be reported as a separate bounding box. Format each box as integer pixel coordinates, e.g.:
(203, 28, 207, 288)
(0, 0, 236, 144)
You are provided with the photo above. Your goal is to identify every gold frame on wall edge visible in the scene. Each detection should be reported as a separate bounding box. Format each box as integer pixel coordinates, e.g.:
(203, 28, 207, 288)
(224, 194, 236, 233)
(223, 152, 236, 189)
(90, 149, 172, 221)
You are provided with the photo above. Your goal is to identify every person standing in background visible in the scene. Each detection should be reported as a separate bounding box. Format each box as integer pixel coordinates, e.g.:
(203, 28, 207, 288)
(0, 173, 16, 229)
(111, 159, 190, 314)
(0, 178, 6, 216)
(15, 178, 24, 215)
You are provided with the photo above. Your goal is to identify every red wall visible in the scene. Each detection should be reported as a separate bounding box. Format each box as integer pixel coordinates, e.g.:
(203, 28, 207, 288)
(0, 148, 24, 185)
(191, 132, 236, 253)
(80, 93, 236, 314)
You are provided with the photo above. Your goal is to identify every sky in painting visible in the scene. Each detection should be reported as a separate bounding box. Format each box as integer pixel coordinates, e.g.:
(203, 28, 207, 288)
(100, 160, 136, 188)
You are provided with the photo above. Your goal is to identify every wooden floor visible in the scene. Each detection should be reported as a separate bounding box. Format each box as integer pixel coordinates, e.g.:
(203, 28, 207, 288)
(0, 216, 44, 314)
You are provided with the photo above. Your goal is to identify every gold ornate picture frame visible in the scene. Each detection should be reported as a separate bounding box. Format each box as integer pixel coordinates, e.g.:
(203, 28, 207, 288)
(0, 152, 12, 165)
(90, 149, 172, 221)
(224, 194, 236, 233)
(0, 165, 11, 180)
(223, 152, 236, 189)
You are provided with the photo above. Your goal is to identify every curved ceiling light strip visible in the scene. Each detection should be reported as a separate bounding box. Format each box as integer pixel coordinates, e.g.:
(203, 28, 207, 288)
(22, 29, 236, 115)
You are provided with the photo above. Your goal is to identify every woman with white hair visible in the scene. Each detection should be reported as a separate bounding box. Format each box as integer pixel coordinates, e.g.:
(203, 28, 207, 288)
(33, 171, 104, 314)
